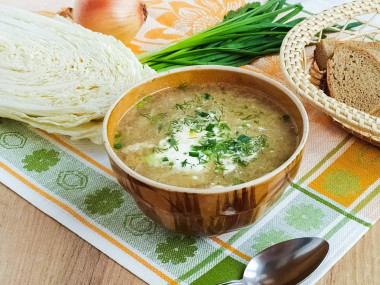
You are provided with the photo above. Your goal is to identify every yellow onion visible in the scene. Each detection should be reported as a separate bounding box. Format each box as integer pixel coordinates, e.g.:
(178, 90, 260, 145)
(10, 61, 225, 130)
(73, 0, 147, 46)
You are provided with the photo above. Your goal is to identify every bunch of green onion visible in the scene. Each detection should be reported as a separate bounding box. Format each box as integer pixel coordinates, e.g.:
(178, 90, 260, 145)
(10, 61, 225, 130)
(138, 0, 305, 72)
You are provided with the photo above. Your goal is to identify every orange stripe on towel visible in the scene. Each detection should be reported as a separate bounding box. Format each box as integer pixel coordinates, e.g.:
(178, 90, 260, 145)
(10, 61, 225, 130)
(41, 131, 115, 177)
(0, 161, 178, 285)
(211, 237, 251, 261)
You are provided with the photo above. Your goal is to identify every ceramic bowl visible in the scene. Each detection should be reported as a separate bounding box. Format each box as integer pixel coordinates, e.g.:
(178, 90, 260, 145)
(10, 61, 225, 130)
(103, 66, 308, 236)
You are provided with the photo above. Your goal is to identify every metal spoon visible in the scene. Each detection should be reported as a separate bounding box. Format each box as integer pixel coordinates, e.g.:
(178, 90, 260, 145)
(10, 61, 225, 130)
(219, 237, 329, 285)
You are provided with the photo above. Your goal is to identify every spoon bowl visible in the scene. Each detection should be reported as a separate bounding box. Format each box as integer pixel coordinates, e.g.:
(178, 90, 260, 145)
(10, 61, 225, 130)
(220, 237, 329, 285)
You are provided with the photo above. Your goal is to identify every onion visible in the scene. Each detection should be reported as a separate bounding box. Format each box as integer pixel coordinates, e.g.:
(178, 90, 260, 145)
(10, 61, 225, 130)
(73, 0, 148, 46)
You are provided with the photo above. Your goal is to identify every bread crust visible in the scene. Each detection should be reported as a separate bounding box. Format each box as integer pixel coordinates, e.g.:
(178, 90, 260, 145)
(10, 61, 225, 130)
(326, 42, 380, 113)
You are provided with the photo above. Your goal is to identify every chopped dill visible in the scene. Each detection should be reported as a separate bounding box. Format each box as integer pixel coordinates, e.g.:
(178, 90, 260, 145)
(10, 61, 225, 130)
(153, 146, 166, 153)
(137, 95, 152, 108)
(282, 114, 290, 121)
(233, 178, 245, 185)
(113, 143, 123, 150)
(196, 111, 209, 118)
(139, 112, 167, 124)
(203, 93, 211, 100)
(205, 124, 215, 131)
(181, 159, 188, 167)
(167, 137, 179, 151)
(241, 114, 254, 120)
(177, 83, 188, 90)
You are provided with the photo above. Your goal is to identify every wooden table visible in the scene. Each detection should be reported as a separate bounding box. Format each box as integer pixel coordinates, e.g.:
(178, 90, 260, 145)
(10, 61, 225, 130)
(0, 182, 378, 284)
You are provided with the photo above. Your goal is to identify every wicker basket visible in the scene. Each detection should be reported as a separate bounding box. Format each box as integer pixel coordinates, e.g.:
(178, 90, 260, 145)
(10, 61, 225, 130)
(280, 0, 380, 146)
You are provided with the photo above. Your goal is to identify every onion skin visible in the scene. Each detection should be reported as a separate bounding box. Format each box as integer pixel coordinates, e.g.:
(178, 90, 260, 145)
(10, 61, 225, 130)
(73, 0, 147, 46)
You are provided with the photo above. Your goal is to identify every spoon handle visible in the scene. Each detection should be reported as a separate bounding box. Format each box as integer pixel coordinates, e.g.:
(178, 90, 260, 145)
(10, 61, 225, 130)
(217, 280, 245, 285)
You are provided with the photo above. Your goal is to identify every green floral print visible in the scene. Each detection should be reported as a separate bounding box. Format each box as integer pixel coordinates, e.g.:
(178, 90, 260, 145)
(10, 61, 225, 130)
(323, 170, 361, 197)
(22, 148, 60, 172)
(252, 229, 292, 253)
(84, 187, 124, 215)
(156, 236, 198, 264)
(285, 203, 325, 232)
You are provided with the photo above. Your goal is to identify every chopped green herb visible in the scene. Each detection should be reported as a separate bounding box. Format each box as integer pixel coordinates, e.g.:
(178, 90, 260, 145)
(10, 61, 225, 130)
(241, 114, 254, 120)
(181, 159, 188, 167)
(168, 162, 174, 168)
(202, 149, 213, 157)
(218, 123, 230, 131)
(113, 143, 123, 150)
(196, 111, 209, 118)
(233, 157, 248, 167)
(158, 123, 164, 133)
(177, 83, 188, 90)
(175, 102, 188, 111)
(214, 159, 226, 172)
(162, 157, 169, 162)
(253, 135, 268, 151)
(139, 112, 168, 125)
(191, 145, 202, 151)
(205, 124, 215, 131)
(233, 178, 245, 185)
(137, 95, 152, 108)
(189, 151, 199, 157)
(167, 138, 179, 151)
(206, 131, 216, 137)
(153, 146, 166, 153)
(203, 93, 211, 100)
(237, 134, 251, 143)
(114, 132, 122, 139)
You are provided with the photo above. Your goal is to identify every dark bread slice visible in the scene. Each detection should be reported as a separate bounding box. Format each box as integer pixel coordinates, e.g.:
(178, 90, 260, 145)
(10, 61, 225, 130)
(314, 39, 380, 71)
(370, 104, 380, 117)
(326, 43, 380, 113)
(314, 38, 337, 71)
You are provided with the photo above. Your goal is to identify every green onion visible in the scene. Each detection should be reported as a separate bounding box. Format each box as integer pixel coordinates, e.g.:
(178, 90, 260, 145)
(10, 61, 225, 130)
(138, 0, 305, 71)
(237, 134, 251, 143)
(189, 151, 200, 157)
(205, 124, 215, 131)
(113, 143, 123, 150)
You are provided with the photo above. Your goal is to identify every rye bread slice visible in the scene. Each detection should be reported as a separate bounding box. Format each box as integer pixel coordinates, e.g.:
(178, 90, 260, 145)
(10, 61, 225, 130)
(370, 103, 380, 117)
(326, 43, 380, 113)
(314, 38, 337, 71)
(314, 39, 380, 71)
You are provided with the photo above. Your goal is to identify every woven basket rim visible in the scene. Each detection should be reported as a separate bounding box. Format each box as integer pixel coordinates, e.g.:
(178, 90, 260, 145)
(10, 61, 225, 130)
(280, 0, 380, 141)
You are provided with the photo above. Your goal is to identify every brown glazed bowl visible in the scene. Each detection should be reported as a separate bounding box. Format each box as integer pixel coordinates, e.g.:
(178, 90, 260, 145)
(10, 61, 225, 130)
(103, 66, 308, 236)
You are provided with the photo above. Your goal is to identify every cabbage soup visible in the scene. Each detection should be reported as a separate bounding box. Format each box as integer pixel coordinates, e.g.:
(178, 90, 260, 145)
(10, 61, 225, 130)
(113, 83, 298, 188)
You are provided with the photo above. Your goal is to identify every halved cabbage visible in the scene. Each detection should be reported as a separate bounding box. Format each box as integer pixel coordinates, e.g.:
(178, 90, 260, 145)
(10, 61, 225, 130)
(0, 5, 156, 143)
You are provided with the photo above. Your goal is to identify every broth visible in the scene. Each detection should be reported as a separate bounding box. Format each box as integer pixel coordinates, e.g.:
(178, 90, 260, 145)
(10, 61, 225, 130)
(113, 83, 298, 188)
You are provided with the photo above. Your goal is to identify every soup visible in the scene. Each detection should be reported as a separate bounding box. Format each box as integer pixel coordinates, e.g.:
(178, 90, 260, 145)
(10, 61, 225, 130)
(113, 83, 298, 188)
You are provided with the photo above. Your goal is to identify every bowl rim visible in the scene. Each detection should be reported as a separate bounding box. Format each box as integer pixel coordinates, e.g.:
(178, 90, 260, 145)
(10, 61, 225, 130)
(103, 65, 309, 194)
